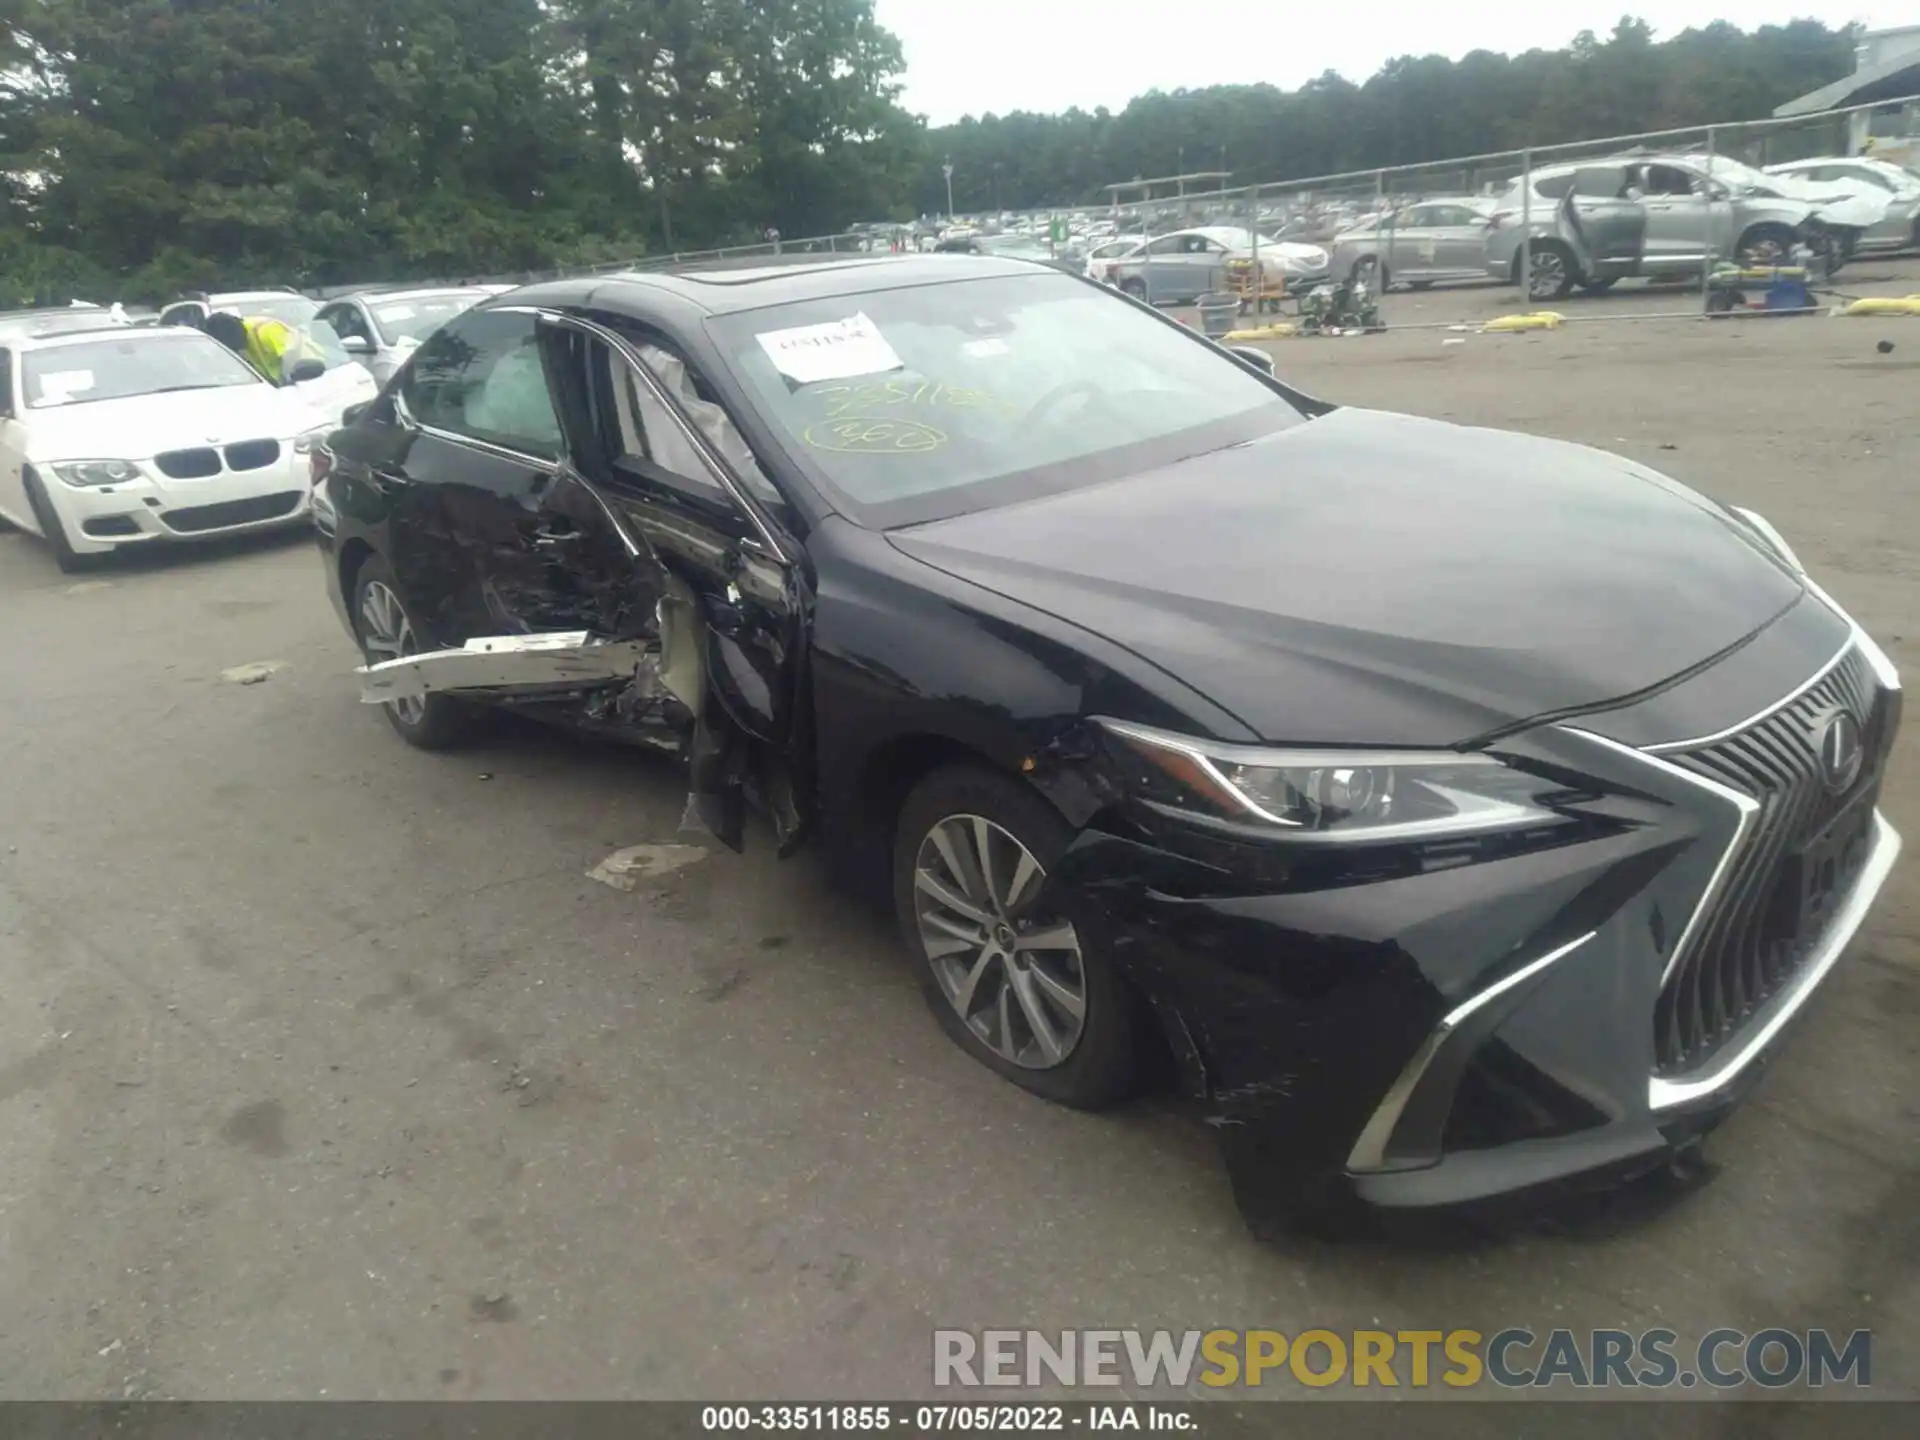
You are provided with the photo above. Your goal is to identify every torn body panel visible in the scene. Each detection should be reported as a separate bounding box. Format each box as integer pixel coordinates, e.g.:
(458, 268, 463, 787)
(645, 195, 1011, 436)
(356, 631, 654, 705)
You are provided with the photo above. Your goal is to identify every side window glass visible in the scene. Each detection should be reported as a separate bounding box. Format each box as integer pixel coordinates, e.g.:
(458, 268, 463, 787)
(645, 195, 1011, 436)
(1534, 173, 1577, 200)
(0, 347, 12, 416)
(635, 343, 781, 507)
(325, 306, 371, 343)
(403, 310, 562, 459)
(1146, 235, 1183, 256)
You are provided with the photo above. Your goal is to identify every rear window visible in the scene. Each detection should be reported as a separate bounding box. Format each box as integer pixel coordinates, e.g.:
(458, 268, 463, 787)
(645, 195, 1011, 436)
(705, 272, 1304, 525)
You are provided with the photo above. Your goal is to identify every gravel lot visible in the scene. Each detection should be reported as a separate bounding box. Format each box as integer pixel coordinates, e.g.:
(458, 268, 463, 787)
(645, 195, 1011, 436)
(1, 277, 1917, 1414)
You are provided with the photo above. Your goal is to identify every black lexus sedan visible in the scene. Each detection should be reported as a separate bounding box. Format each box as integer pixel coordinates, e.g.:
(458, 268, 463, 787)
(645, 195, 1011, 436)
(312, 254, 1902, 1227)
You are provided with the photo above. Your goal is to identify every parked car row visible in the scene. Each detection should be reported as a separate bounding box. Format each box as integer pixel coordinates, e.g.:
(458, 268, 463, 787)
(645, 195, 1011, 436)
(0, 282, 499, 570)
(1320, 152, 1920, 302)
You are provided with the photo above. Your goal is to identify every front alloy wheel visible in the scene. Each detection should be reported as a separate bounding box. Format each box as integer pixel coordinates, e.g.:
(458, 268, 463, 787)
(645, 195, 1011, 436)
(893, 764, 1143, 1108)
(913, 814, 1087, 1069)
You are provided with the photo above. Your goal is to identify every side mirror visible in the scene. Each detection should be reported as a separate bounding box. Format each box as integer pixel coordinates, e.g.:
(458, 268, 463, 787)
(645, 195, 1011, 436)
(340, 334, 375, 355)
(289, 358, 327, 384)
(1228, 345, 1276, 375)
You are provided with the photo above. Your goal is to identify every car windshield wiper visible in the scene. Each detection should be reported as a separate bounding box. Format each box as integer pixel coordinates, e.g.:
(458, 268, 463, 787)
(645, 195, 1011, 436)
(139, 382, 245, 396)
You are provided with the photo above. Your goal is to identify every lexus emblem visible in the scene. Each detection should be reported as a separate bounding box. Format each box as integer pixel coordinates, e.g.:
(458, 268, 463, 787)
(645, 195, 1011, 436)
(1818, 712, 1864, 794)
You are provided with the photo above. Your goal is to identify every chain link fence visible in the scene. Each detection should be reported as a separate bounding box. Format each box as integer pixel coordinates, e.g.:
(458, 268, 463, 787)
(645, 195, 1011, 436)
(941, 94, 1920, 331)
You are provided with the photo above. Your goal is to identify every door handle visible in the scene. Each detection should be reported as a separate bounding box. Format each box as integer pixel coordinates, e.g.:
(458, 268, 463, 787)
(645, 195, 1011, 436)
(530, 523, 578, 548)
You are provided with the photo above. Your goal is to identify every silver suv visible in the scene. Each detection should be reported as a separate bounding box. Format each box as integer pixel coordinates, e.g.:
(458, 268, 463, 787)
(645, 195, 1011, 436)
(1484, 154, 1828, 301)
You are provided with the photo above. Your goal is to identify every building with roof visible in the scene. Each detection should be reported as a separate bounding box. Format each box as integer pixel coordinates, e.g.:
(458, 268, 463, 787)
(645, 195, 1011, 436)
(1774, 25, 1920, 166)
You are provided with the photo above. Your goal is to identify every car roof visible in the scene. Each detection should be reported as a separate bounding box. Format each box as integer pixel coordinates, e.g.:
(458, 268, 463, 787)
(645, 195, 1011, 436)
(494, 254, 1056, 319)
(205, 289, 310, 304)
(338, 285, 493, 303)
(15, 325, 212, 350)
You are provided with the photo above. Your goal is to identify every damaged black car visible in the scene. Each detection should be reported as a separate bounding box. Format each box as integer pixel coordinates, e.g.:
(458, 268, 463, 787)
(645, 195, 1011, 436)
(313, 255, 1903, 1229)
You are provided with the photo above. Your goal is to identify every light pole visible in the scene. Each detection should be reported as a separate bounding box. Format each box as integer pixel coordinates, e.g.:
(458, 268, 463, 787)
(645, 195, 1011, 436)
(942, 159, 955, 221)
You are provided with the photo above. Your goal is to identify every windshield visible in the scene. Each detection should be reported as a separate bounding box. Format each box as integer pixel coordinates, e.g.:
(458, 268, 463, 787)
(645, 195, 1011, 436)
(22, 334, 261, 408)
(371, 293, 485, 345)
(222, 295, 319, 328)
(706, 272, 1303, 524)
(1696, 156, 1774, 192)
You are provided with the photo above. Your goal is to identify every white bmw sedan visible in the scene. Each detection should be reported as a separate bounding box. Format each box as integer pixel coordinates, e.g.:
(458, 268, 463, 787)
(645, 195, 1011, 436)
(0, 325, 340, 571)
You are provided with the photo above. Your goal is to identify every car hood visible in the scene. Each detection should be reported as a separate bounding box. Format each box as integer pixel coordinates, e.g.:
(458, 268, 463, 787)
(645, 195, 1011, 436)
(22, 384, 319, 461)
(888, 409, 1807, 747)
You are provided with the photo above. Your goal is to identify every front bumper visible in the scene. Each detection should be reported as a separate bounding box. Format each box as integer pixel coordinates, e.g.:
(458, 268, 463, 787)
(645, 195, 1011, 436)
(1052, 630, 1903, 1226)
(39, 449, 312, 554)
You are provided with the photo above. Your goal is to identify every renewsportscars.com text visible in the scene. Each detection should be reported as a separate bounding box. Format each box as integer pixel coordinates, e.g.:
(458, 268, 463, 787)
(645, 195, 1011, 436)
(932, 1328, 1872, 1391)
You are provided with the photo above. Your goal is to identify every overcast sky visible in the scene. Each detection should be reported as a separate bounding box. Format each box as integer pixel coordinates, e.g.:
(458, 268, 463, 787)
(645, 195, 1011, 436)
(873, 2, 1892, 124)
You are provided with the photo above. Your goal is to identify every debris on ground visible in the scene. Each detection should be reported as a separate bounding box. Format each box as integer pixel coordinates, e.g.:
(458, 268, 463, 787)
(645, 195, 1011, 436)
(1843, 295, 1920, 317)
(1482, 311, 1565, 333)
(586, 842, 709, 892)
(1878, 339, 1895, 354)
(220, 661, 287, 685)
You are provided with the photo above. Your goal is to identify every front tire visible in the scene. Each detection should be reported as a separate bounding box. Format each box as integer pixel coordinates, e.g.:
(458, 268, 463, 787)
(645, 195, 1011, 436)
(1119, 277, 1147, 300)
(893, 764, 1143, 1109)
(23, 470, 94, 574)
(351, 554, 480, 749)
(1736, 223, 1796, 268)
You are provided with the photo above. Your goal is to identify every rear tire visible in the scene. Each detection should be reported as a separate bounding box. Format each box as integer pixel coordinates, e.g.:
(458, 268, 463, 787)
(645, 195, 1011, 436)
(23, 470, 94, 574)
(350, 554, 481, 750)
(893, 763, 1144, 1109)
(1515, 241, 1577, 301)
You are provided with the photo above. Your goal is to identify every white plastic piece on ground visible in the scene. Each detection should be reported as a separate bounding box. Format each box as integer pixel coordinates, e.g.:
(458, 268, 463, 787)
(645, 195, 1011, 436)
(221, 660, 288, 685)
(587, 843, 709, 892)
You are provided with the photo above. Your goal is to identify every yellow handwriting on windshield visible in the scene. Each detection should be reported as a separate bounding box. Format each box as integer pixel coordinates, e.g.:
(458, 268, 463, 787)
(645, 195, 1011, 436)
(813, 377, 1012, 420)
(802, 417, 947, 454)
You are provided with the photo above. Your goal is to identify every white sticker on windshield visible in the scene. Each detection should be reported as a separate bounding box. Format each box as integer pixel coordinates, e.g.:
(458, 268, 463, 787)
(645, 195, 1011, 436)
(756, 312, 902, 385)
(961, 337, 1009, 359)
(37, 369, 95, 397)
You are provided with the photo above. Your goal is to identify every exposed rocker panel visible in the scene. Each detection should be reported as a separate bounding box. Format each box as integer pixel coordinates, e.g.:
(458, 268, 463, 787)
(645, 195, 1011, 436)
(358, 631, 651, 704)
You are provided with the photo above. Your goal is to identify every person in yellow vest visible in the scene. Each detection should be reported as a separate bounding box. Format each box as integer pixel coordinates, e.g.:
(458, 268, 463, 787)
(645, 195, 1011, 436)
(203, 309, 326, 386)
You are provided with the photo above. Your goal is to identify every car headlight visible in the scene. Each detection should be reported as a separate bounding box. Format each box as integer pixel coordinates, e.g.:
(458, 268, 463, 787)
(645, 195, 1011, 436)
(1729, 505, 1803, 573)
(50, 459, 141, 488)
(1097, 718, 1567, 843)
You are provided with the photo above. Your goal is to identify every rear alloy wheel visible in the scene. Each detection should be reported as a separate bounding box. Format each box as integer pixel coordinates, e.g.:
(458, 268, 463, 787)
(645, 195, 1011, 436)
(1519, 242, 1576, 301)
(894, 764, 1142, 1108)
(1353, 255, 1389, 290)
(352, 555, 479, 749)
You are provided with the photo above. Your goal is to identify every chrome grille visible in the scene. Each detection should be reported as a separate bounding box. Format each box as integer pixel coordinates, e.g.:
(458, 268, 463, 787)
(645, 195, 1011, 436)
(1656, 646, 1888, 1075)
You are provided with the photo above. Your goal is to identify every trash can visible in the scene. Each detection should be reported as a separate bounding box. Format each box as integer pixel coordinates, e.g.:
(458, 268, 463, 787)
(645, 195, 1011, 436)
(1196, 292, 1240, 338)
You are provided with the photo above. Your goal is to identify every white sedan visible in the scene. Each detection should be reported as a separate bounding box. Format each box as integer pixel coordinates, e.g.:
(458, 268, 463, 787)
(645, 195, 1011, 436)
(0, 325, 343, 571)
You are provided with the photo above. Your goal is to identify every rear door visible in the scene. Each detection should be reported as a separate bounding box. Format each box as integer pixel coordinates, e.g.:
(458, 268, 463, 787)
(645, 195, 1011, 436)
(1638, 163, 1713, 263)
(1385, 205, 1437, 280)
(1566, 165, 1646, 275)
(540, 312, 811, 850)
(1429, 204, 1492, 276)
